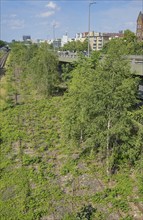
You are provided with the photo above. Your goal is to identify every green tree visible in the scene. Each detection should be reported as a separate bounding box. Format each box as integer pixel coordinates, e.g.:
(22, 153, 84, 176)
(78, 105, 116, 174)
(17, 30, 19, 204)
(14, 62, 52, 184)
(62, 43, 140, 175)
(0, 40, 6, 48)
(124, 29, 137, 42)
(4, 42, 59, 104)
(4, 43, 28, 105)
(62, 39, 88, 52)
(102, 29, 143, 55)
(29, 42, 59, 97)
(62, 58, 94, 144)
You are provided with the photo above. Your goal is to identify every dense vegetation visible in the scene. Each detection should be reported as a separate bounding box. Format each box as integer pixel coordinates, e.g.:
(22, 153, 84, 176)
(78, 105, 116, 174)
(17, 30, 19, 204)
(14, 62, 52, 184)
(61, 30, 143, 55)
(0, 39, 143, 220)
(0, 41, 7, 59)
(102, 30, 143, 55)
(62, 39, 88, 52)
(0, 40, 6, 48)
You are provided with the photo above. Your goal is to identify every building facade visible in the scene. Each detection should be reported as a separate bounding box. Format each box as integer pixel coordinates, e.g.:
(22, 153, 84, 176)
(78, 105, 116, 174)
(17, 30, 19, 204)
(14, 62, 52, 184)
(136, 11, 143, 41)
(75, 31, 123, 51)
(23, 35, 31, 42)
(90, 32, 103, 51)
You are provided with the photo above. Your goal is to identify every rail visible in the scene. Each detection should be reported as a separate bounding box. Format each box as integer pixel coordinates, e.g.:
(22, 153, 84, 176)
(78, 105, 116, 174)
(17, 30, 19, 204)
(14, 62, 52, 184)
(0, 52, 9, 68)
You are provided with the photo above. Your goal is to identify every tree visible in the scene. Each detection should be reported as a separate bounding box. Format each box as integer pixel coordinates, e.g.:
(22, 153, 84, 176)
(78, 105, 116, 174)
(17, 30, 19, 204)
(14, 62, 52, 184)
(124, 29, 137, 42)
(0, 40, 6, 48)
(102, 29, 143, 55)
(29, 42, 59, 97)
(4, 43, 28, 105)
(62, 39, 88, 52)
(62, 43, 140, 175)
(92, 48, 139, 174)
(4, 42, 59, 105)
(62, 58, 95, 144)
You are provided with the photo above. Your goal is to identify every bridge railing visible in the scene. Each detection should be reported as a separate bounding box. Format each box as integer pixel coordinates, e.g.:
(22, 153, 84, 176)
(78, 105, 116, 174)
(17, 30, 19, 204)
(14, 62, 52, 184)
(58, 52, 143, 62)
(58, 52, 143, 76)
(57, 51, 77, 58)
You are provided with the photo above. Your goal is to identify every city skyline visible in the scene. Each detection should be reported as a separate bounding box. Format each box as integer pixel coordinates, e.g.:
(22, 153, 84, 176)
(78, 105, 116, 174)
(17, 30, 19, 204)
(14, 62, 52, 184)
(1, 0, 143, 42)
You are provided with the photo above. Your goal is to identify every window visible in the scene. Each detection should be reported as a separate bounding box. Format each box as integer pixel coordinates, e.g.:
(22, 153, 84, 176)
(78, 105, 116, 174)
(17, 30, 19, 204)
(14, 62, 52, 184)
(137, 24, 141, 28)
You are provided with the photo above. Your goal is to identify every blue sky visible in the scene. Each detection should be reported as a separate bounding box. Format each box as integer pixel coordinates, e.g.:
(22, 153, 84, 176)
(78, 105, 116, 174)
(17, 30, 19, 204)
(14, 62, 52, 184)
(1, 0, 143, 42)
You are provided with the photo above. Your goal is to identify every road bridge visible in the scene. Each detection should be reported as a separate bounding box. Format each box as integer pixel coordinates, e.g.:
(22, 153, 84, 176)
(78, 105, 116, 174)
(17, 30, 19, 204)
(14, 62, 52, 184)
(58, 52, 143, 76)
(58, 52, 143, 100)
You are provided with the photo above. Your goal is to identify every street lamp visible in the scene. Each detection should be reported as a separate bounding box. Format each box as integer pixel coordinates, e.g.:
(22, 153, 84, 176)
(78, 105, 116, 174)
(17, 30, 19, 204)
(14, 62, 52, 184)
(53, 24, 56, 51)
(88, 1, 96, 57)
(53, 24, 56, 40)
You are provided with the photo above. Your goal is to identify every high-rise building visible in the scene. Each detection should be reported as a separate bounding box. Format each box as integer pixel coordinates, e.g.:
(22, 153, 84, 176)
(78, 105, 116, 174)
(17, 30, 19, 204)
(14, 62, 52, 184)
(61, 35, 68, 47)
(23, 35, 31, 42)
(136, 11, 143, 41)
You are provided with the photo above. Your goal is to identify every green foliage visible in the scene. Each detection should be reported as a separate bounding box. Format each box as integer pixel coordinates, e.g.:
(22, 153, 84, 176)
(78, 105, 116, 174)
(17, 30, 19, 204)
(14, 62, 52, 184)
(3, 42, 59, 107)
(76, 204, 96, 220)
(1, 38, 143, 219)
(0, 98, 63, 219)
(62, 39, 88, 52)
(112, 199, 129, 212)
(62, 42, 141, 174)
(0, 40, 6, 48)
(61, 63, 74, 82)
(29, 42, 59, 97)
(60, 160, 78, 176)
(22, 155, 42, 166)
(63, 213, 76, 220)
(102, 29, 143, 55)
(63, 44, 138, 168)
(124, 29, 137, 42)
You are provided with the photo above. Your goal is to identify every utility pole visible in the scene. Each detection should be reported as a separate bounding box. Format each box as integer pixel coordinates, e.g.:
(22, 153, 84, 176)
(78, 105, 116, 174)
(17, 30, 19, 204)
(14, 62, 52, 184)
(53, 24, 56, 51)
(88, 1, 96, 57)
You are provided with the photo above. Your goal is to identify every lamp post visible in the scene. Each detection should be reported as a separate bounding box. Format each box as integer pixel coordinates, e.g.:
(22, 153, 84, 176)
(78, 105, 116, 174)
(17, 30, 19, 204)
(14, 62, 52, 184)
(53, 24, 56, 51)
(88, 1, 96, 57)
(53, 24, 56, 40)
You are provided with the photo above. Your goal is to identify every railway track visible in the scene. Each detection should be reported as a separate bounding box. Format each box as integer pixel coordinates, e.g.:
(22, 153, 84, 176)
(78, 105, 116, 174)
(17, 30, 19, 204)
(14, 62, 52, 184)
(0, 51, 9, 69)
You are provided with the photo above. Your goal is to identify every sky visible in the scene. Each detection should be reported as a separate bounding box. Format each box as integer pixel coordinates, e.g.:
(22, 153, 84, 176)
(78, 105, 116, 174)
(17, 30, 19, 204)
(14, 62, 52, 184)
(0, 0, 143, 42)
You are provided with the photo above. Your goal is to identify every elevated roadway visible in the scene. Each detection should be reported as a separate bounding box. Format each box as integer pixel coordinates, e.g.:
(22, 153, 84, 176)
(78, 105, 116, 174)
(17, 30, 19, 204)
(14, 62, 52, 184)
(58, 52, 143, 76)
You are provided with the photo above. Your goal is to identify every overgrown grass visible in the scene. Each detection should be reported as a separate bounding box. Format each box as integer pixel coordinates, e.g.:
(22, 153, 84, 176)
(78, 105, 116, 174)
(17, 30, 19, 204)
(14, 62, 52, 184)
(0, 97, 142, 220)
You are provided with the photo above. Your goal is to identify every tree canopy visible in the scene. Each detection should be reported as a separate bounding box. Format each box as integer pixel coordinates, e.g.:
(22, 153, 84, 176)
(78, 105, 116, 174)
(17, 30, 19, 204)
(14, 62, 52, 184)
(62, 42, 142, 174)
(0, 37, 143, 220)
(3, 42, 59, 107)
(0, 40, 6, 48)
(102, 30, 143, 55)
(62, 39, 88, 52)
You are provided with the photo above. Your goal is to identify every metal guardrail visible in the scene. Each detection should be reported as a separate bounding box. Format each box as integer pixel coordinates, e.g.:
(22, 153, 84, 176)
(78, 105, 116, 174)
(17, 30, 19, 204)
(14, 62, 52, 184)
(57, 51, 77, 58)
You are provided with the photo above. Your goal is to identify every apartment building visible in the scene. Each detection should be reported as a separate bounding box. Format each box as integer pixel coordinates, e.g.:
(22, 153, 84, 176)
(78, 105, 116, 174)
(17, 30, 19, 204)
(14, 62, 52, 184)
(75, 31, 123, 51)
(75, 31, 103, 50)
(91, 32, 103, 51)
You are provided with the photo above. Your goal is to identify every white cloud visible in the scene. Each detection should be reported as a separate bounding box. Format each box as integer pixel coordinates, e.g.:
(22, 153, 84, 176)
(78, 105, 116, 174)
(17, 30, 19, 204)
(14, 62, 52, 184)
(2, 19, 25, 29)
(46, 1, 56, 9)
(46, 1, 60, 10)
(10, 19, 25, 29)
(39, 11, 55, 17)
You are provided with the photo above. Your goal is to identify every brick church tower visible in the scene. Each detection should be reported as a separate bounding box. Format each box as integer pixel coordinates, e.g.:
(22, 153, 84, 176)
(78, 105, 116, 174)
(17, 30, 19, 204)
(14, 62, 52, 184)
(136, 11, 143, 41)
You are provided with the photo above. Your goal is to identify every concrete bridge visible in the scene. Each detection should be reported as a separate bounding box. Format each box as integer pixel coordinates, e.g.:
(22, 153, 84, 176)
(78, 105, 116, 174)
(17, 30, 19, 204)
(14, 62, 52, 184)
(58, 52, 143, 76)
(128, 55, 143, 76)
